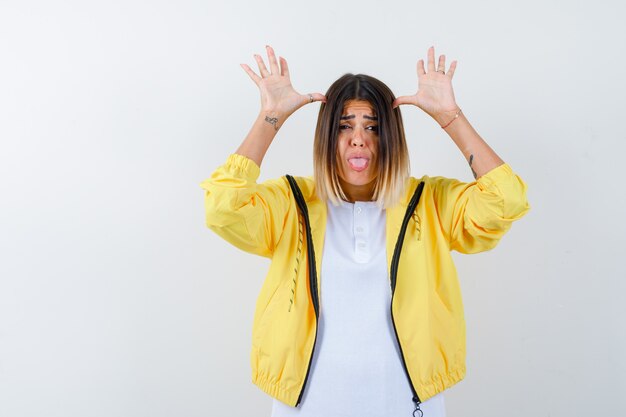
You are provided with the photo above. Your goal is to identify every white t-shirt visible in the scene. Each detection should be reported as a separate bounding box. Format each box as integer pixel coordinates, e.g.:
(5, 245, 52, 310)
(271, 199, 446, 417)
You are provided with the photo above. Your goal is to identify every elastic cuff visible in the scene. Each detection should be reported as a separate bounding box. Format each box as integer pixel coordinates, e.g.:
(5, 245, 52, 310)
(476, 163, 513, 191)
(225, 153, 261, 182)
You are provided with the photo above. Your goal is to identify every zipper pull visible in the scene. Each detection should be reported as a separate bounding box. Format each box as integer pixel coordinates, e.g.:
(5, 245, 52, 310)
(412, 212, 422, 241)
(412, 396, 423, 417)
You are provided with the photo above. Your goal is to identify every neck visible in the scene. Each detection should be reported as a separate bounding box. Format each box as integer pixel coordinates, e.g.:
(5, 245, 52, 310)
(339, 177, 377, 202)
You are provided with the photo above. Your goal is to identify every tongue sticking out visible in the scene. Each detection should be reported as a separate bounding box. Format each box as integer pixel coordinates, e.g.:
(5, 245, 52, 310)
(348, 157, 369, 172)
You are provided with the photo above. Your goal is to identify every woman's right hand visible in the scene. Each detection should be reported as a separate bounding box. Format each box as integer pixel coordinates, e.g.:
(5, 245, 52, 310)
(240, 45, 326, 119)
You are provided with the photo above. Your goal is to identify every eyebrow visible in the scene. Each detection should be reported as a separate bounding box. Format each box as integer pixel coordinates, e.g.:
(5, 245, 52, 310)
(339, 115, 378, 120)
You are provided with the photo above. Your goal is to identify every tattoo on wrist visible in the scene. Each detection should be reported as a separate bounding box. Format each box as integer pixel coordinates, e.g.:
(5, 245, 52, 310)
(469, 154, 478, 179)
(264, 116, 279, 131)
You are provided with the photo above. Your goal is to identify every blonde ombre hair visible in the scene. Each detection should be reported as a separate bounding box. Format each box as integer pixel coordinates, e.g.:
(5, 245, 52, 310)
(313, 73, 411, 209)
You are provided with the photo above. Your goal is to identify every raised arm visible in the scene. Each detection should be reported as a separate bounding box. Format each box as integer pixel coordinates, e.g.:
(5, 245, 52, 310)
(394, 46, 529, 253)
(199, 45, 325, 258)
(237, 45, 326, 167)
(393, 46, 503, 179)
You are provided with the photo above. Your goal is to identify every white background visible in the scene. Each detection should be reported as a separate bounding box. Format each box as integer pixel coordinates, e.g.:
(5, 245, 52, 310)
(1, 0, 624, 416)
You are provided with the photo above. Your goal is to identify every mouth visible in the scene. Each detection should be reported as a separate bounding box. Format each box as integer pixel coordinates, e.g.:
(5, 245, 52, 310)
(347, 157, 370, 172)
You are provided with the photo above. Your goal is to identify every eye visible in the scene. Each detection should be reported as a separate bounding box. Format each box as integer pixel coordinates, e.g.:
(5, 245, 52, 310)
(339, 125, 351, 130)
(367, 125, 379, 132)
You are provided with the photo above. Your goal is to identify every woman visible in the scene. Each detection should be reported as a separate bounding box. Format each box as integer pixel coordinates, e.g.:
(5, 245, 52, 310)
(200, 45, 529, 417)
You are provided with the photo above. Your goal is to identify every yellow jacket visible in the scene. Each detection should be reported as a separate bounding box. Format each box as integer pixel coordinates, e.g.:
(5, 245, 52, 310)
(200, 153, 530, 408)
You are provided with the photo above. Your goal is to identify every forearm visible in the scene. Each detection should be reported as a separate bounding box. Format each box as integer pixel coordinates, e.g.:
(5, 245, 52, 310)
(235, 110, 287, 168)
(435, 109, 504, 179)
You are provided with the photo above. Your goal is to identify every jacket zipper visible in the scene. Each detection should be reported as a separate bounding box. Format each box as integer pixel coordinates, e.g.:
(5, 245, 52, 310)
(390, 181, 425, 413)
(285, 175, 320, 407)
(286, 176, 425, 412)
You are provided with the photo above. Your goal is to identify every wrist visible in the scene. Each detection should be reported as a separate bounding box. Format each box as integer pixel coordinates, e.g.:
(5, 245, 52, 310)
(433, 106, 462, 128)
(258, 109, 289, 131)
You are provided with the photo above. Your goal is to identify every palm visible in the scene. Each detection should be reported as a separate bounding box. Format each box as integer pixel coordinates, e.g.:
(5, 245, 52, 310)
(415, 74, 457, 117)
(258, 77, 303, 116)
(393, 46, 459, 120)
(240, 45, 326, 117)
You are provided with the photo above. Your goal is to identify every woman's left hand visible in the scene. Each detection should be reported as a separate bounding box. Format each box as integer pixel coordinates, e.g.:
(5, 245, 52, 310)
(393, 46, 459, 125)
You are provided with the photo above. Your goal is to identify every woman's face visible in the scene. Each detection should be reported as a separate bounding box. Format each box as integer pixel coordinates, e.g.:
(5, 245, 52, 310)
(335, 99, 379, 201)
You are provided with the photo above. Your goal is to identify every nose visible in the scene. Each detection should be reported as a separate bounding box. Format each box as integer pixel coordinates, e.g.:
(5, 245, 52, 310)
(350, 128, 364, 147)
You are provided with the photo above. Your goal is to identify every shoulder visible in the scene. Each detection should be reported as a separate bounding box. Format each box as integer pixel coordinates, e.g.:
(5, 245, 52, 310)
(282, 175, 319, 203)
(412, 171, 467, 194)
(400, 173, 466, 209)
(257, 175, 319, 205)
(401, 174, 436, 202)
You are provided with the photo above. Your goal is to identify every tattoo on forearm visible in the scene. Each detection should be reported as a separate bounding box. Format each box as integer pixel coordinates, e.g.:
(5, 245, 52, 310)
(265, 116, 279, 131)
(469, 154, 478, 179)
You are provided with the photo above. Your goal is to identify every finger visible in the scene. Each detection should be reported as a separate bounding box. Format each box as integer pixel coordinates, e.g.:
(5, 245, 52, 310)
(240, 63, 261, 85)
(279, 56, 290, 78)
(254, 54, 270, 78)
(303, 93, 327, 104)
(392, 95, 416, 109)
(417, 59, 426, 76)
(447, 60, 457, 79)
(310, 93, 326, 103)
(437, 54, 446, 72)
(427, 46, 436, 72)
(265, 45, 280, 75)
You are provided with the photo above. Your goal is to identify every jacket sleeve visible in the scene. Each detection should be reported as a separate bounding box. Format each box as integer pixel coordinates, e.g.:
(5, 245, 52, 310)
(199, 153, 292, 258)
(430, 162, 530, 254)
